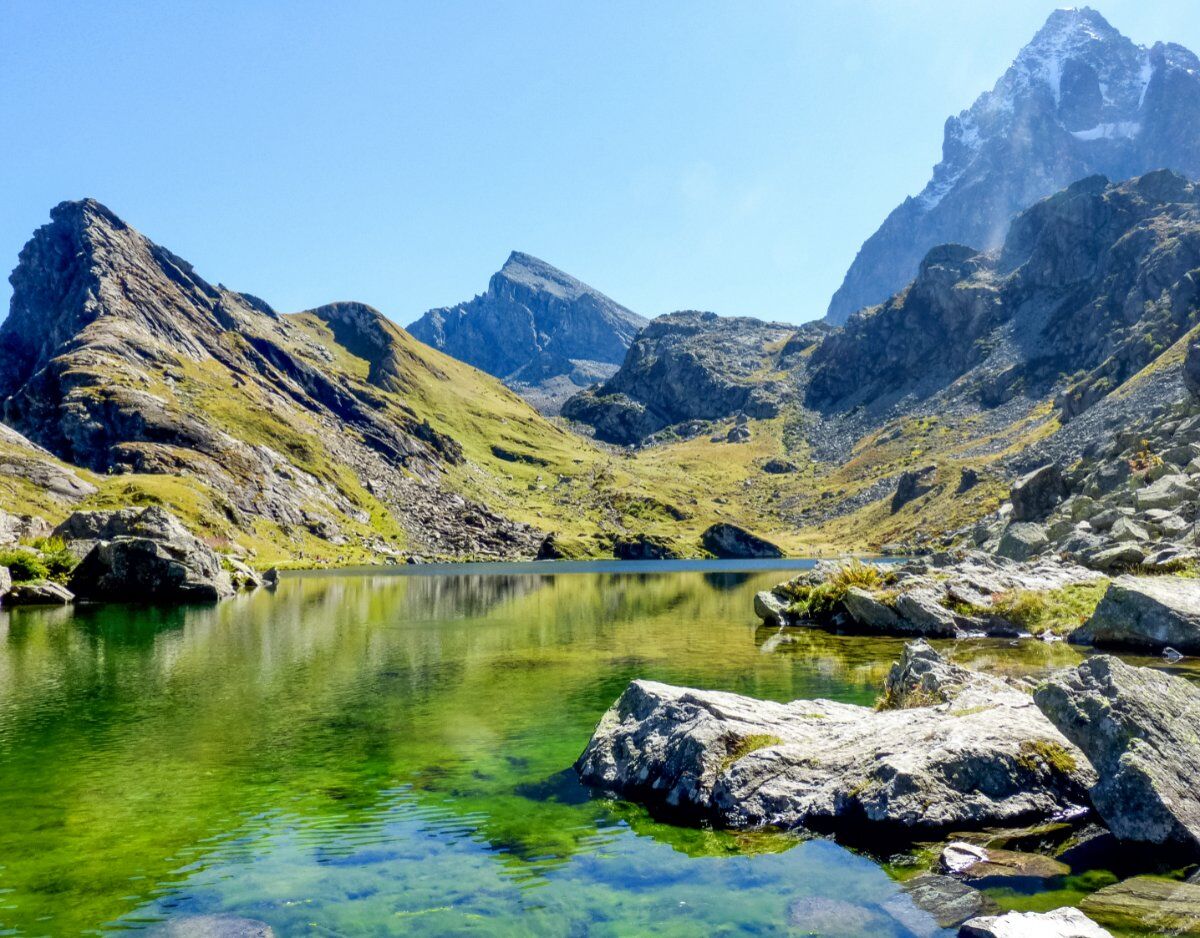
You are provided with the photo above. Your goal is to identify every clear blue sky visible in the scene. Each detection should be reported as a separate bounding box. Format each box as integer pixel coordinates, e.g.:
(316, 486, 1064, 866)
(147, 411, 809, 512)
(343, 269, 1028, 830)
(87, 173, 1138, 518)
(2, 2, 1197, 325)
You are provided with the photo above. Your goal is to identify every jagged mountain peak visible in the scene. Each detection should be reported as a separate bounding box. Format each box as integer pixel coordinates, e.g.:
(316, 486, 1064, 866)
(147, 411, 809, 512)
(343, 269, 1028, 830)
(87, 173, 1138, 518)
(825, 9, 1200, 324)
(407, 252, 646, 413)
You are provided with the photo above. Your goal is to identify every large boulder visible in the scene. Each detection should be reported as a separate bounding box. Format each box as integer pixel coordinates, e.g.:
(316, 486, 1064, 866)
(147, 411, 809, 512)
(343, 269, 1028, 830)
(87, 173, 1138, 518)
(1070, 576, 1200, 653)
(1011, 464, 1068, 522)
(576, 642, 1094, 836)
(1035, 656, 1200, 851)
(0, 510, 51, 547)
(65, 506, 234, 603)
(1135, 473, 1194, 512)
(612, 534, 680, 561)
(700, 523, 782, 559)
(958, 907, 1111, 938)
(892, 465, 937, 512)
(996, 522, 1049, 561)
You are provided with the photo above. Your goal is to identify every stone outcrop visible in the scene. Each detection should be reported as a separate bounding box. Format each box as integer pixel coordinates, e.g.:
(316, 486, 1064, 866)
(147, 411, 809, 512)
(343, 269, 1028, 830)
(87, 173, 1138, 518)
(826, 7, 1200, 323)
(407, 252, 646, 414)
(612, 534, 680, 561)
(755, 553, 1100, 639)
(563, 311, 825, 444)
(1035, 656, 1200, 851)
(576, 642, 1094, 837)
(1070, 575, 1200, 652)
(700, 523, 783, 559)
(65, 506, 235, 603)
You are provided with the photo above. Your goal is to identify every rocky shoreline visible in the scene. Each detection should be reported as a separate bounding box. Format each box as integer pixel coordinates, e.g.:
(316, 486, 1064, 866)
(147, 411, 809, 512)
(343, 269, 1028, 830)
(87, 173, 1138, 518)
(576, 637, 1200, 936)
(0, 505, 271, 608)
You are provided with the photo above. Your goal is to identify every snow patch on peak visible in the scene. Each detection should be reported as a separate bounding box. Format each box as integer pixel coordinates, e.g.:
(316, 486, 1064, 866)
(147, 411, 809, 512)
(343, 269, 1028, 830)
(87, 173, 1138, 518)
(1071, 120, 1141, 141)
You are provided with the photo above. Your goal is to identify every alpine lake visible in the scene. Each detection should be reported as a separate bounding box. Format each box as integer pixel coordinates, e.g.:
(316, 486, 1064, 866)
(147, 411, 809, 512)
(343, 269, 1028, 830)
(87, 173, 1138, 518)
(0, 560, 1193, 936)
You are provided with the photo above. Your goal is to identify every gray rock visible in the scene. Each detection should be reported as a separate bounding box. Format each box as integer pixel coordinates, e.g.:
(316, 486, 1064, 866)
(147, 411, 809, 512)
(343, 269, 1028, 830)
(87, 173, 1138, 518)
(1080, 543, 1145, 572)
(1071, 576, 1200, 653)
(1186, 335, 1200, 398)
(893, 589, 960, 637)
(576, 642, 1094, 835)
(700, 523, 782, 559)
(67, 506, 235, 603)
(1011, 464, 1068, 522)
(753, 590, 792, 626)
(2, 581, 73, 606)
(226, 558, 260, 591)
(958, 907, 1112, 938)
(1080, 876, 1200, 936)
(762, 458, 797, 474)
(1136, 473, 1193, 511)
(841, 587, 905, 632)
(892, 465, 938, 512)
(0, 565, 10, 599)
(1035, 656, 1200, 850)
(1108, 516, 1148, 543)
(996, 523, 1049, 561)
(0, 510, 51, 547)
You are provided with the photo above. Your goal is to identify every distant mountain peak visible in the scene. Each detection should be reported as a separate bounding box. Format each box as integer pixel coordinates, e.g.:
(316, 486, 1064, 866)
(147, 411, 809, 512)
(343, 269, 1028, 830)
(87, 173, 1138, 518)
(825, 9, 1200, 324)
(408, 253, 646, 413)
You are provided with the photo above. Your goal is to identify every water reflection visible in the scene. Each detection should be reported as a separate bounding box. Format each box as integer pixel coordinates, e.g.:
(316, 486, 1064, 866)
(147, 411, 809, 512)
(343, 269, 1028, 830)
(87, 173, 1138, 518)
(0, 564, 1183, 936)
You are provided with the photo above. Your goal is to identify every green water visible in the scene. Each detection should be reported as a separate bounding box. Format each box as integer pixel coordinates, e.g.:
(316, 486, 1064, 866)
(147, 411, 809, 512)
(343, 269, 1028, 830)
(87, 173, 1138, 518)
(0, 562, 1183, 936)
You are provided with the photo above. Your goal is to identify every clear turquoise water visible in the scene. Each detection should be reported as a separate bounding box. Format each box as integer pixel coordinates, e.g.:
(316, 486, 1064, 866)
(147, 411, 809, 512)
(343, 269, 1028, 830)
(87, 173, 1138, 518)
(0, 562, 1170, 936)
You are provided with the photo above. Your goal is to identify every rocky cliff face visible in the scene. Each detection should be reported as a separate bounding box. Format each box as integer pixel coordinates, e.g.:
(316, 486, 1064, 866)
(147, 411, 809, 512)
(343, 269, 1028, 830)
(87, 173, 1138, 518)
(407, 252, 646, 413)
(0, 200, 544, 559)
(561, 311, 826, 445)
(809, 171, 1200, 422)
(826, 7, 1200, 324)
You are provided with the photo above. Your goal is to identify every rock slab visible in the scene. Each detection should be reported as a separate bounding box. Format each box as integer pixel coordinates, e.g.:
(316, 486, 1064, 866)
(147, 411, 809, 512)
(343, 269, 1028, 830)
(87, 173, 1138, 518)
(1070, 575, 1200, 653)
(576, 642, 1094, 836)
(958, 907, 1112, 938)
(1035, 655, 1200, 851)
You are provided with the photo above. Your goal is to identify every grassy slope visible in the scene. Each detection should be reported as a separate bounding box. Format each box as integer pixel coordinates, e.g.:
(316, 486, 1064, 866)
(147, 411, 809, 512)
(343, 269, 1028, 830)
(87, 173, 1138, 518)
(3, 305, 1127, 563)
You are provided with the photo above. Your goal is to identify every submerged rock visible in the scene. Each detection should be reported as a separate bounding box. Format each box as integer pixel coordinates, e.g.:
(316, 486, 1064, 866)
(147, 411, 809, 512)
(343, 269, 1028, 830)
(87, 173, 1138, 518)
(66, 506, 234, 603)
(700, 523, 782, 559)
(899, 874, 995, 929)
(937, 841, 1069, 888)
(1035, 656, 1200, 851)
(1080, 876, 1200, 936)
(958, 907, 1112, 938)
(1070, 575, 1200, 653)
(576, 642, 1093, 837)
(151, 915, 275, 937)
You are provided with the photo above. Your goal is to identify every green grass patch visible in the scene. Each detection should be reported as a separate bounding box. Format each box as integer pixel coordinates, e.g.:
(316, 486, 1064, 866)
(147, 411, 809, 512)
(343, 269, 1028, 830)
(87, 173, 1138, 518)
(718, 734, 783, 774)
(1018, 739, 1078, 775)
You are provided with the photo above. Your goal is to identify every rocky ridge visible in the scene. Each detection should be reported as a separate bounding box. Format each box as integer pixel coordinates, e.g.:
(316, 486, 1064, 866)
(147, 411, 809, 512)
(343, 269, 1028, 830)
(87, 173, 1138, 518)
(827, 7, 1200, 323)
(562, 310, 826, 445)
(0, 199, 557, 562)
(407, 252, 646, 414)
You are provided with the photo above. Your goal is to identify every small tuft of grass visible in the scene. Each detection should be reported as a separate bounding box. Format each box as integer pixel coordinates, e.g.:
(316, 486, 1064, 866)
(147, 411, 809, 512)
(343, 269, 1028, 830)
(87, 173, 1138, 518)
(1018, 739, 1078, 775)
(778, 560, 894, 619)
(875, 682, 944, 711)
(718, 734, 784, 774)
